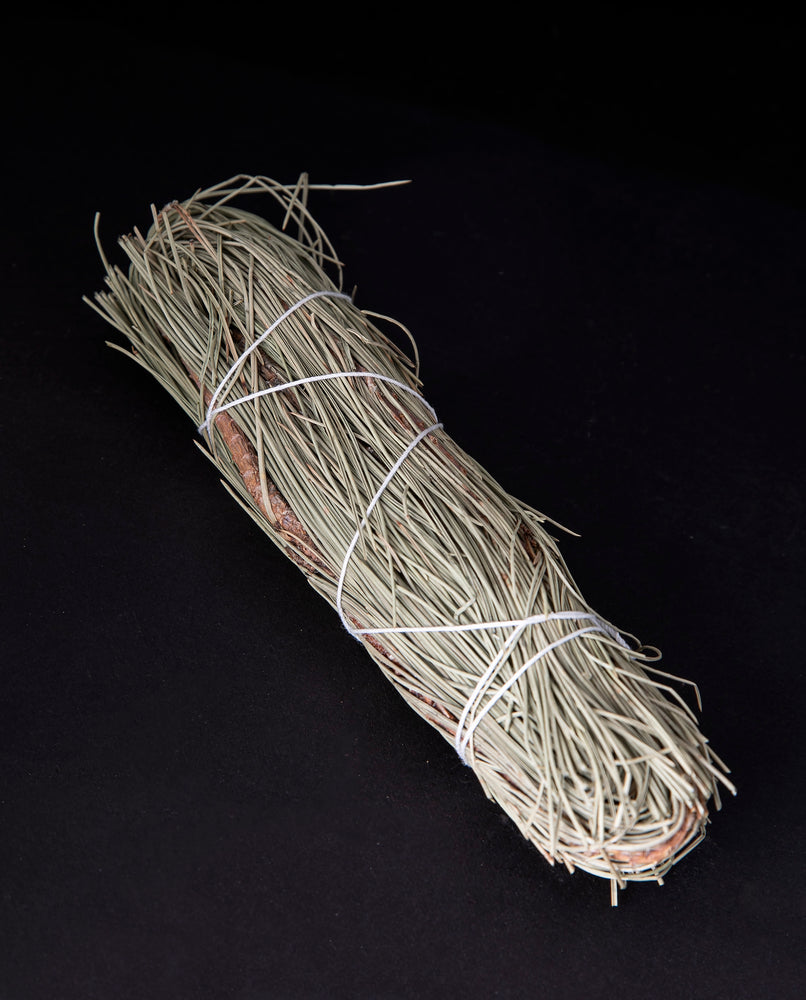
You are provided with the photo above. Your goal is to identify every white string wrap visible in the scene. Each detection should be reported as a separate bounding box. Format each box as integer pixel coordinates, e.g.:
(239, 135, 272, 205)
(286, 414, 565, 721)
(199, 290, 354, 436)
(201, 292, 628, 765)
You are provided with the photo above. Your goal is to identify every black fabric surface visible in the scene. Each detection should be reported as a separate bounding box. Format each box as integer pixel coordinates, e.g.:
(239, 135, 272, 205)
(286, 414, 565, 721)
(3, 12, 805, 999)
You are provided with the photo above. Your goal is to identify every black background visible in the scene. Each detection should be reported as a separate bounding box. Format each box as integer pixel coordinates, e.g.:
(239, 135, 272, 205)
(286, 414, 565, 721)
(3, 10, 805, 999)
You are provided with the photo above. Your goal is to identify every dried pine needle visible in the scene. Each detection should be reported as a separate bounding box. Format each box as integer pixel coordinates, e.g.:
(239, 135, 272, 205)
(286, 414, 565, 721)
(85, 173, 735, 903)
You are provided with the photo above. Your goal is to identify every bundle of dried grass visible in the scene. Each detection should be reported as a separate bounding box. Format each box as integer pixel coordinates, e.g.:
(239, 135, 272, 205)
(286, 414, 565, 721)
(85, 174, 734, 903)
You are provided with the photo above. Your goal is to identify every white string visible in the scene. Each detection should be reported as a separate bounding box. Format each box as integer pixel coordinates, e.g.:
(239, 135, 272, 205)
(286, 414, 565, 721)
(335, 420, 444, 632)
(456, 625, 609, 761)
(349, 609, 620, 638)
(201, 370, 437, 433)
(199, 290, 353, 436)
(201, 291, 628, 766)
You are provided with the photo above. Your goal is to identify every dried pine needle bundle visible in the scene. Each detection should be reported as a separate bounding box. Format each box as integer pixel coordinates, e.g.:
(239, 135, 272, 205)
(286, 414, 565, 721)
(86, 173, 734, 903)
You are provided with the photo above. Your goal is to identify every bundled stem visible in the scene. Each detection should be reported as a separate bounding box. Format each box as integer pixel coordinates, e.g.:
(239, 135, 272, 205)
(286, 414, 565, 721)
(86, 174, 734, 902)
